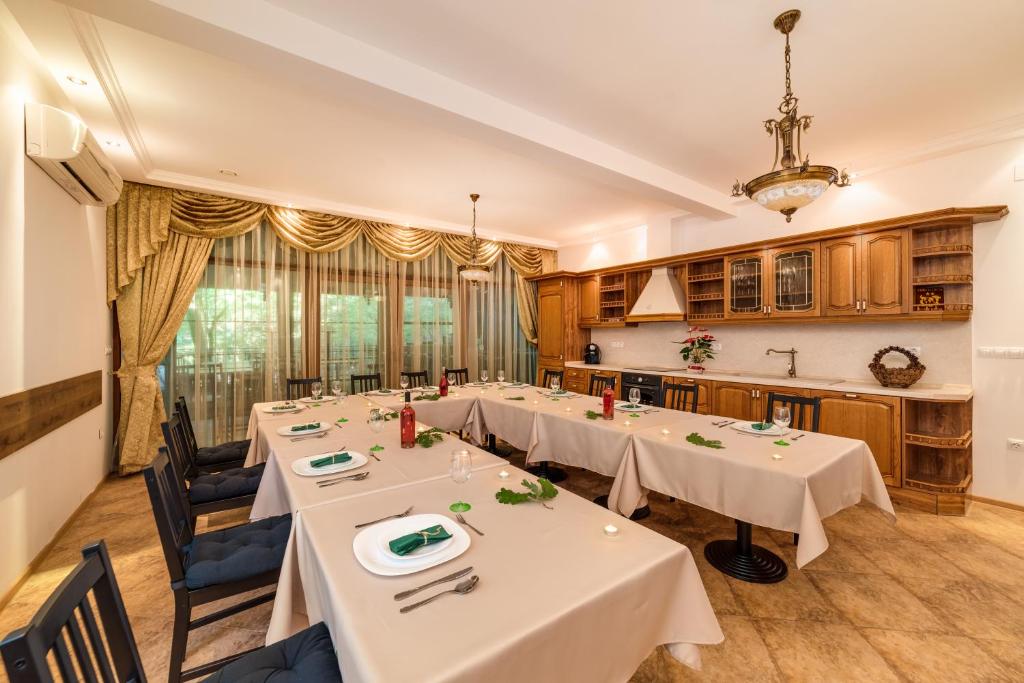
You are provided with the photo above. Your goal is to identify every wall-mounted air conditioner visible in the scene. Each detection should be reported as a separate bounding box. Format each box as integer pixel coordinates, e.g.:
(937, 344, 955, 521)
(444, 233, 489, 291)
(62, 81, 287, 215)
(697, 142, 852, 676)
(24, 102, 123, 206)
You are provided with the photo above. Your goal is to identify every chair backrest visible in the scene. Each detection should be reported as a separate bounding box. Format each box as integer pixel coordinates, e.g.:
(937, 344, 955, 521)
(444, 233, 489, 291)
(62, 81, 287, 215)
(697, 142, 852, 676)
(541, 369, 563, 389)
(162, 414, 198, 484)
(286, 377, 322, 400)
(0, 541, 146, 683)
(662, 382, 699, 413)
(350, 373, 382, 394)
(764, 392, 821, 432)
(588, 374, 616, 396)
(144, 448, 193, 586)
(401, 370, 429, 388)
(446, 368, 469, 386)
(175, 396, 200, 455)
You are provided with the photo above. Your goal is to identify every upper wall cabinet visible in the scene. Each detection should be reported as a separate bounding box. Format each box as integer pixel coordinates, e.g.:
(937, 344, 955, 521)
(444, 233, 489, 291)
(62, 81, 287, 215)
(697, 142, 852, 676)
(579, 275, 600, 325)
(725, 252, 765, 319)
(823, 230, 907, 317)
(724, 244, 820, 319)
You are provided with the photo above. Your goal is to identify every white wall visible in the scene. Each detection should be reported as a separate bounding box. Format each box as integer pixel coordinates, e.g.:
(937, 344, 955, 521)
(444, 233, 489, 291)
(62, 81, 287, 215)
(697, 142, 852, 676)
(0, 3, 111, 597)
(560, 138, 1024, 506)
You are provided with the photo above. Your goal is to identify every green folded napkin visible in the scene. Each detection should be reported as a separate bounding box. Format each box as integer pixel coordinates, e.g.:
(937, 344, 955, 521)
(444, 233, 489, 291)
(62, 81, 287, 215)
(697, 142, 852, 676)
(310, 452, 352, 468)
(272, 403, 296, 411)
(388, 524, 452, 556)
(505, 396, 525, 401)
(751, 422, 772, 431)
(290, 422, 321, 432)
(622, 403, 641, 409)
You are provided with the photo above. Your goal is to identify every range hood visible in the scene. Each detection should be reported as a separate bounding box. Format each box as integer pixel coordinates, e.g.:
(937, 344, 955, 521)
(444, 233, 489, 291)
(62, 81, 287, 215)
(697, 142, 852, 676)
(626, 267, 686, 322)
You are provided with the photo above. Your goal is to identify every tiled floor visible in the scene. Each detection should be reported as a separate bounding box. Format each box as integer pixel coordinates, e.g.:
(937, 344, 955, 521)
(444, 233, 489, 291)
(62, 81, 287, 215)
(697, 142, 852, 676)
(2, 456, 1023, 682)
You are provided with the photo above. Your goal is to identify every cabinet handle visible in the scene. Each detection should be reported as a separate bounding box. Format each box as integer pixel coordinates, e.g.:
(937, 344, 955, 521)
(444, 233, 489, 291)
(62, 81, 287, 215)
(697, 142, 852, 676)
(766, 305, 772, 315)
(559, 354, 563, 360)
(844, 393, 859, 398)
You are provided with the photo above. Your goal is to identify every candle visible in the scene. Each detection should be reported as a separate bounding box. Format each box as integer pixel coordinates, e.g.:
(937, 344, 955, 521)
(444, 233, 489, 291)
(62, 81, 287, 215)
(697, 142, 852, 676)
(624, 420, 632, 427)
(532, 400, 539, 405)
(498, 469, 510, 480)
(771, 453, 784, 461)
(660, 428, 671, 436)
(603, 524, 620, 538)
(564, 407, 572, 413)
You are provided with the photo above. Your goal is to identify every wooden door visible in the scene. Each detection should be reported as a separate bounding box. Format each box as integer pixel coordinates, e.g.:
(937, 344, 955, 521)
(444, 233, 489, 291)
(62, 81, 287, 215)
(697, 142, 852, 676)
(817, 390, 902, 485)
(861, 230, 907, 315)
(768, 243, 820, 318)
(537, 279, 565, 367)
(724, 252, 767, 319)
(822, 236, 860, 316)
(711, 382, 758, 420)
(578, 276, 600, 324)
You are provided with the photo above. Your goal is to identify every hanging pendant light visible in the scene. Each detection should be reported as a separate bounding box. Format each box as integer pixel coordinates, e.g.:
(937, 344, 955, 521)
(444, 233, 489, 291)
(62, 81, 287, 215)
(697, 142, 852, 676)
(458, 193, 491, 282)
(732, 10, 850, 222)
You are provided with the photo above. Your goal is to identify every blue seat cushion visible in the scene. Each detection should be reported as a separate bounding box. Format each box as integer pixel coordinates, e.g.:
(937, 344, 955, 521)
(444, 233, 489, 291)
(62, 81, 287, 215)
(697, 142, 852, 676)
(183, 514, 291, 589)
(189, 464, 265, 504)
(201, 622, 341, 682)
(195, 439, 251, 466)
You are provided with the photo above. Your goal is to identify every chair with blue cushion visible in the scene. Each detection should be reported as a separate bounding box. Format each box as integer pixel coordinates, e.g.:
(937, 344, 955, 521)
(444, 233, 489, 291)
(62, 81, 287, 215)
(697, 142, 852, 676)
(0, 540, 341, 683)
(163, 414, 265, 530)
(175, 397, 250, 473)
(146, 448, 292, 681)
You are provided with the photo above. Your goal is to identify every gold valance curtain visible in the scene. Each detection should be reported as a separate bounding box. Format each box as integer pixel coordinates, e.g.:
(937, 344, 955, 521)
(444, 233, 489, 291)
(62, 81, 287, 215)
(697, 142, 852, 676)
(107, 181, 554, 473)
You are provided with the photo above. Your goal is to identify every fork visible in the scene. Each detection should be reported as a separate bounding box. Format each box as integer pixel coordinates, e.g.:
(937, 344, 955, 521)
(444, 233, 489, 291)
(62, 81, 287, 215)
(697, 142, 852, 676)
(354, 506, 414, 529)
(716, 420, 736, 428)
(317, 471, 370, 487)
(289, 431, 328, 442)
(455, 513, 484, 536)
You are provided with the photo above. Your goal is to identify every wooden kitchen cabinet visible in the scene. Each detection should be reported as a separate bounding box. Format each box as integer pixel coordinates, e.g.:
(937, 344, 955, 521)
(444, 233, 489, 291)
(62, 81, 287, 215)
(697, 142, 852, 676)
(711, 382, 809, 421)
(664, 376, 711, 414)
(534, 274, 588, 385)
(725, 244, 820, 320)
(724, 253, 766, 320)
(823, 230, 907, 317)
(563, 366, 590, 394)
(816, 390, 902, 486)
(578, 276, 600, 325)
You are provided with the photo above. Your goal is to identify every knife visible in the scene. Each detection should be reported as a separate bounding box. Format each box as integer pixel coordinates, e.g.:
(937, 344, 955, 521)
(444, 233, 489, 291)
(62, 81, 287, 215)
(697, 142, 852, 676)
(393, 566, 474, 601)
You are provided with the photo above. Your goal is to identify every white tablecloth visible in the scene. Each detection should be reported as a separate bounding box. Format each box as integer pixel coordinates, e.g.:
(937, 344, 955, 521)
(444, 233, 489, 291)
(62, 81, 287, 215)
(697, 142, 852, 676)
(608, 413, 896, 567)
(268, 464, 723, 681)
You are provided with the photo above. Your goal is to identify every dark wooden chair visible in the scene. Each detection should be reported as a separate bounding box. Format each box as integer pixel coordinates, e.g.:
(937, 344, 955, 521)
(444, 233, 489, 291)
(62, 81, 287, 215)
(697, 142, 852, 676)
(541, 368, 563, 388)
(162, 415, 263, 530)
(0, 540, 341, 683)
(764, 392, 821, 432)
(175, 396, 248, 473)
(145, 448, 291, 681)
(588, 374, 616, 397)
(662, 381, 700, 413)
(350, 372, 382, 394)
(446, 367, 470, 386)
(401, 370, 429, 388)
(286, 376, 322, 401)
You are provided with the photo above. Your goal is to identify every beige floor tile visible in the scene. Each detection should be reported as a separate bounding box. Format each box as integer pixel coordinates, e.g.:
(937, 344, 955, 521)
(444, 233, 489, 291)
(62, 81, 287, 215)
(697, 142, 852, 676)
(976, 637, 1024, 674)
(848, 536, 969, 582)
(808, 572, 951, 633)
(899, 576, 1024, 642)
(755, 618, 899, 682)
(860, 628, 1017, 682)
(932, 540, 1024, 592)
(726, 548, 846, 623)
(772, 534, 884, 575)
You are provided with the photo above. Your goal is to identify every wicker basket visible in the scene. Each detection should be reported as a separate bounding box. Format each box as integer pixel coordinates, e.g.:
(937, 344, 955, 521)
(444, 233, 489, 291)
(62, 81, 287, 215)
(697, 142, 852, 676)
(869, 346, 926, 388)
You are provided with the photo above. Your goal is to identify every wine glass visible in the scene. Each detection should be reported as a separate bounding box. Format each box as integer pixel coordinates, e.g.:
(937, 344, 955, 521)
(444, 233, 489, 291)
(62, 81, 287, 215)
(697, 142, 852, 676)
(550, 376, 560, 393)
(480, 369, 489, 384)
(629, 387, 641, 406)
(311, 381, 323, 401)
(399, 375, 410, 391)
(497, 369, 505, 383)
(331, 379, 343, 402)
(448, 371, 457, 387)
(773, 405, 792, 432)
(368, 408, 385, 434)
(450, 449, 472, 484)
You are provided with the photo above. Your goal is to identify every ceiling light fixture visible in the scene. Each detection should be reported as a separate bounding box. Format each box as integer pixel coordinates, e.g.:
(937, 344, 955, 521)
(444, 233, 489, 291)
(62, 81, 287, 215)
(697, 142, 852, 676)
(65, 75, 88, 86)
(458, 193, 490, 283)
(731, 9, 850, 222)
(218, 168, 238, 177)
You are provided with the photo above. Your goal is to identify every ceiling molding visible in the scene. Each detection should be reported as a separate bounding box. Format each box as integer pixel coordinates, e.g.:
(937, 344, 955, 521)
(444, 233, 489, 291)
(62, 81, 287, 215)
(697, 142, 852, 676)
(65, 6, 153, 173)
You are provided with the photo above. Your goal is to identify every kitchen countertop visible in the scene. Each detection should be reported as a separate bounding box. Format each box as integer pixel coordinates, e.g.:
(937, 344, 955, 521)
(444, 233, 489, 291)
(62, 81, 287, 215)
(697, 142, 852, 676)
(565, 361, 973, 401)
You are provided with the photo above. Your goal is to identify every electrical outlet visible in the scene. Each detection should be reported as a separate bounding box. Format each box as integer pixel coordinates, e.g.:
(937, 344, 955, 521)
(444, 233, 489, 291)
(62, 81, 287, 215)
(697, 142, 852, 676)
(1008, 438, 1024, 451)
(711, 342, 722, 352)
(609, 341, 625, 349)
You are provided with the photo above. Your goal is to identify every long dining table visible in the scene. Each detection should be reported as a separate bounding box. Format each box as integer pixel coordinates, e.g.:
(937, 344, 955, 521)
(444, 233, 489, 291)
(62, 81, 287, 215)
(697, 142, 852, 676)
(243, 390, 725, 681)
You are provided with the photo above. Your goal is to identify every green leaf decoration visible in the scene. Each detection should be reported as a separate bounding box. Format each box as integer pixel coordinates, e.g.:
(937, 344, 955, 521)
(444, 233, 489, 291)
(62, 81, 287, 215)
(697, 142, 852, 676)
(335, 417, 348, 423)
(370, 444, 384, 452)
(495, 477, 559, 505)
(415, 427, 445, 448)
(414, 393, 441, 401)
(629, 413, 641, 418)
(686, 432, 725, 449)
(584, 410, 601, 420)
(550, 398, 560, 402)
(504, 396, 526, 401)
(773, 439, 790, 447)
(382, 411, 400, 421)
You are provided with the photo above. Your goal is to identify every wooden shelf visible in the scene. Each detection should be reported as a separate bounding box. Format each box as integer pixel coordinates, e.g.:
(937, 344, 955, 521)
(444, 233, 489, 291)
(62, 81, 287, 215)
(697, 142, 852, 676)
(599, 285, 625, 292)
(687, 272, 724, 282)
(912, 275, 972, 285)
(912, 303, 973, 313)
(600, 301, 625, 308)
(687, 312, 725, 321)
(912, 245, 972, 257)
(687, 293, 724, 302)
(906, 431, 973, 449)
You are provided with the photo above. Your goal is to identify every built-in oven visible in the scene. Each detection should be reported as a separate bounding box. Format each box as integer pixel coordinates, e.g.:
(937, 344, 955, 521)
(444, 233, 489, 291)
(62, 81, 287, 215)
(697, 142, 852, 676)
(620, 372, 663, 406)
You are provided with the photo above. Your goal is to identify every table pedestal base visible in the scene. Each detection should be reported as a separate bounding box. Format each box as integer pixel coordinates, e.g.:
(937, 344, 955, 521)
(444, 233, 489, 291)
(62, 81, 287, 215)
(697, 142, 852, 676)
(527, 461, 568, 483)
(592, 494, 650, 521)
(704, 520, 787, 584)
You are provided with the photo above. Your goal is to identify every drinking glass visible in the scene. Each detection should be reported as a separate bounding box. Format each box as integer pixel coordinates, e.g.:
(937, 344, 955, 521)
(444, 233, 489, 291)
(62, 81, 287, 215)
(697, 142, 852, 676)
(450, 449, 472, 484)
(448, 371, 457, 387)
(331, 379, 343, 401)
(400, 375, 410, 391)
(773, 405, 792, 431)
(550, 377, 560, 393)
(497, 369, 506, 383)
(629, 388, 641, 406)
(368, 408, 385, 434)
(480, 369, 489, 383)
(311, 381, 323, 401)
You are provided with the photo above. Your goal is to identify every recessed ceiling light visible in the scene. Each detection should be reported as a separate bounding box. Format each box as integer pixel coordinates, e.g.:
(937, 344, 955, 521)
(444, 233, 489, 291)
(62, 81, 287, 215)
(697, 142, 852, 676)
(104, 139, 122, 148)
(65, 75, 88, 86)
(218, 169, 238, 177)
(286, 202, 294, 208)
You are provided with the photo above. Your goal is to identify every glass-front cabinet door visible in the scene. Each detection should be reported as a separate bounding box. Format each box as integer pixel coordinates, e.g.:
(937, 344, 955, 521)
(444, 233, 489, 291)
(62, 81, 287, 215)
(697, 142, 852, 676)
(725, 253, 765, 318)
(769, 243, 820, 317)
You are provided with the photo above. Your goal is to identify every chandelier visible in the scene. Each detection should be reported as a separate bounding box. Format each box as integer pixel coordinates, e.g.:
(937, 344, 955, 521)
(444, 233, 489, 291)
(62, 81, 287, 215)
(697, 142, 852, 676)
(732, 10, 849, 222)
(458, 193, 491, 282)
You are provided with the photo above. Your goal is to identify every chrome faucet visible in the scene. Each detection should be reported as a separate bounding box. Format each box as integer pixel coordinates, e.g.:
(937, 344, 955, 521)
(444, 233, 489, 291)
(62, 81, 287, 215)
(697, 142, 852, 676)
(766, 348, 798, 378)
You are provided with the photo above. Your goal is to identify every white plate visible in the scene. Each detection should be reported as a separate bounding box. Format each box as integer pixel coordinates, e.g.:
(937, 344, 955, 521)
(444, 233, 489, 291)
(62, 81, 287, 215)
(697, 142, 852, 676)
(300, 396, 331, 404)
(499, 382, 528, 388)
(291, 451, 369, 477)
(262, 404, 302, 414)
(367, 389, 397, 396)
(276, 421, 330, 436)
(615, 402, 652, 412)
(353, 513, 470, 576)
(730, 422, 791, 437)
(413, 385, 439, 392)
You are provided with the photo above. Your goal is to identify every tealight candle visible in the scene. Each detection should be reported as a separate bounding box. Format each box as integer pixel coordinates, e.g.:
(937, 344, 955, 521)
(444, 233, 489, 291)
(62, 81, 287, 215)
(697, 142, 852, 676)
(564, 407, 572, 413)
(771, 453, 784, 461)
(624, 420, 632, 427)
(497, 469, 510, 481)
(603, 524, 620, 538)
(532, 400, 539, 405)
(660, 428, 671, 436)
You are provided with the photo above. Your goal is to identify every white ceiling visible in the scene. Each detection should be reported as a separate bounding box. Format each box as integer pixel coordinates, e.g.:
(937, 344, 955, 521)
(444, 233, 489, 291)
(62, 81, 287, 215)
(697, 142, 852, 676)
(9, 0, 1024, 246)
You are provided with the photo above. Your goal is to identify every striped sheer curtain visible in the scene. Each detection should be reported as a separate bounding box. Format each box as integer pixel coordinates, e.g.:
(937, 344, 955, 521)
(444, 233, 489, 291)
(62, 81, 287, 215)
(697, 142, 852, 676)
(467, 254, 536, 383)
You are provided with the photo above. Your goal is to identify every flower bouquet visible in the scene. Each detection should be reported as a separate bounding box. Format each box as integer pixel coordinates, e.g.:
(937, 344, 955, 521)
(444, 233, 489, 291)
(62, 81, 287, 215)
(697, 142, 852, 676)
(675, 326, 716, 374)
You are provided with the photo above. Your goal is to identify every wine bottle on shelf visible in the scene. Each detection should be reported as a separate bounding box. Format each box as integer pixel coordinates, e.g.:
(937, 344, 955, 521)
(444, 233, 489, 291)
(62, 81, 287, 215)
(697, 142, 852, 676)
(438, 366, 449, 397)
(602, 380, 615, 420)
(400, 391, 416, 448)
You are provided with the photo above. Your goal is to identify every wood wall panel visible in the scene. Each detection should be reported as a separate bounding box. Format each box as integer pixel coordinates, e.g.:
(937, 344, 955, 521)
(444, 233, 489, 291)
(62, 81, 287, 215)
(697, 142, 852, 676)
(0, 371, 102, 461)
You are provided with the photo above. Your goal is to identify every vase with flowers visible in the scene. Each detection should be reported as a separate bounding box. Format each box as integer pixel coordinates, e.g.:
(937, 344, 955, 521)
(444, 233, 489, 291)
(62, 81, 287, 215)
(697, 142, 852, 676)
(676, 326, 717, 374)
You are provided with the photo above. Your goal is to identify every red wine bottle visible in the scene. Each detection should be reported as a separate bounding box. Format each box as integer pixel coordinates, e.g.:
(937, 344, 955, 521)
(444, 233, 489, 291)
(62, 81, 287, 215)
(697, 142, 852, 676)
(602, 381, 615, 420)
(438, 366, 449, 397)
(400, 391, 416, 448)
